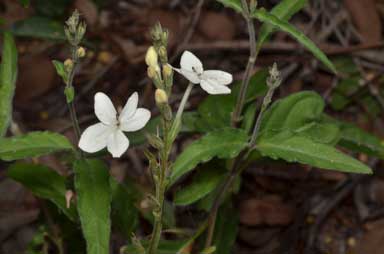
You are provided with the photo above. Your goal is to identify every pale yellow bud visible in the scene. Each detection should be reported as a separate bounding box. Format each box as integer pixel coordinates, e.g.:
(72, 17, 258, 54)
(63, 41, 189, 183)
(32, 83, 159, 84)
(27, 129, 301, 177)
(155, 89, 168, 104)
(65, 190, 74, 209)
(64, 59, 74, 69)
(77, 47, 86, 58)
(147, 66, 158, 79)
(145, 46, 158, 67)
(162, 64, 172, 77)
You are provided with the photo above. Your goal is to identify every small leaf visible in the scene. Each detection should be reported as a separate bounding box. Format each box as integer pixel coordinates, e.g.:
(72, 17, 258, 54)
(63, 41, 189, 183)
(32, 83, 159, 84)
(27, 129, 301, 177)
(0, 32, 18, 137)
(64, 86, 75, 103)
(7, 163, 77, 220)
(0, 131, 74, 161)
(169, 128, 248, 186)
(257, 131, 372, 174)
(74, 159, 112, 254)
(174, 167, 225, 206)
(252, 8, 337, 73)
(257, 0, 308, 50)
(52, 60, 69, 84)
(216, 0, 242, 13)
(11, 17, 66, 40)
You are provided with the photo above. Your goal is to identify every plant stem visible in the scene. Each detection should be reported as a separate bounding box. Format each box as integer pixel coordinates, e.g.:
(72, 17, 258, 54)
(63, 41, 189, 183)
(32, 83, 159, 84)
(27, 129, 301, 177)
(249, 103, 267, 147)
(67, 47, 82, 144)
(175, 82, 193, 121)
(231, 0, 259, 127)
(205, 151, 247, 248)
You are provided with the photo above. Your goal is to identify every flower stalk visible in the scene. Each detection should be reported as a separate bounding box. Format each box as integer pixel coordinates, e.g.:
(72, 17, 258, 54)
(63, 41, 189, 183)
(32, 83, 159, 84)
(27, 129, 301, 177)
(231, 0, 259, 127)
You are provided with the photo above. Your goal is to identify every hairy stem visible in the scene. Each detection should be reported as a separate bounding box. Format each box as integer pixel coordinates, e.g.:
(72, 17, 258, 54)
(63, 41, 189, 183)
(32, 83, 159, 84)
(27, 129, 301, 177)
(231, 0, 259, 127)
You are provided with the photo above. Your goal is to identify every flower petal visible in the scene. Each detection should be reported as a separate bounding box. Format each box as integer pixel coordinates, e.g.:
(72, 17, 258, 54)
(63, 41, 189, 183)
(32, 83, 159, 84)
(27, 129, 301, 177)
(200, 79, 231, 95)
(107, 129, 129, 158)
(78, 123, 113, 153)
(173, 68, 201, 84)
(119, 92, 138, 123)
(202, 70, 233, 86)
(120, 108, 151, 132)
(180, 51, 204, 75)
(94, 92, 117, 125)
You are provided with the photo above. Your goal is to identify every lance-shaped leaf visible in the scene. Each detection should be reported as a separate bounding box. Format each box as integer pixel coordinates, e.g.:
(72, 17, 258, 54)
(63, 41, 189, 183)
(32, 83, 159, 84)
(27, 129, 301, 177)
(74, 159, 112, 254)
(169, 128, 248, 186)
(257, 0, 308, 50)
(0, 131, 74, 161)
(7, 163, 77, 220)
(257, 131, 372, 174)
(0, 32, 18, 136)
(252, 8, 337, 73)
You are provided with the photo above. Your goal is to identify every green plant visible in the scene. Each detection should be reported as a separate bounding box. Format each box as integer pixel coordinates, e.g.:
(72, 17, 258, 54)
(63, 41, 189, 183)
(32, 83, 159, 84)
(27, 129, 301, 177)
(1, 1, 382, 254)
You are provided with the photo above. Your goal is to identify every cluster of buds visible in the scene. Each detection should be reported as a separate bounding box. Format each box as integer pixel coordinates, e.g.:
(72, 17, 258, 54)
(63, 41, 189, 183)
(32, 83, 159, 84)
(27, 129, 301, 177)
(65, 10, 86, 46)
(145, 24, 174, 122)
(263, 63, 281, 107)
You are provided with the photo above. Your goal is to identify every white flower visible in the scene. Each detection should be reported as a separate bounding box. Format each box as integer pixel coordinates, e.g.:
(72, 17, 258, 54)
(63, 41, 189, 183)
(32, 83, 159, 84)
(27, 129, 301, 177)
(173, 51, 233, 95)
(78, 92, 151, 158)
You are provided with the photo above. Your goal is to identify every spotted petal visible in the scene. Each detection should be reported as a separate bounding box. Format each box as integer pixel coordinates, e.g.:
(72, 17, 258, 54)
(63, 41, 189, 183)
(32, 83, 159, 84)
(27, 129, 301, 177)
(180, 51, 204, 75)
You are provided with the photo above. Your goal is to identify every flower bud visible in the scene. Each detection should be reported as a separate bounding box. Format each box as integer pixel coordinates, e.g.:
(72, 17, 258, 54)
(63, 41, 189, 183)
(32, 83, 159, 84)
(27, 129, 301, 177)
(162, 64, 172, 78)
(147, 66, 158, 79)
(158, 46, 167, 62)
(65, 190, 74, 209)
(77, 47, 86, 58)
(145, 46, 158, 67)
(155, 89, 168, 104)
(64, 59, 74, 70)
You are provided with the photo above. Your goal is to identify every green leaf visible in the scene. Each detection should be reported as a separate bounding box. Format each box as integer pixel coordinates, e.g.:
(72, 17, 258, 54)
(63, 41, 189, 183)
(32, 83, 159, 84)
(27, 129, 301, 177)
(0, 32, 18, 137)
(252, 8, 337, 73)
(257, 131, 372, 174)
(19, 0, 30, 7)
(169, 128, 248, 186)
(174, 166, 226, 206)
(52, 60, 69, 84)
(324, 116, 384, 158)
(259, 91, 325, 138)
(257, 0, 308, 50)
(7, 163, 77, 220)
(216, 0, 242, 13)
(0, 131, 74, 161)
(74, 159, 112, 254)
(212, 202, 238, 254)
(11, 17, 66, 40)
(110, 179, 139, 239)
